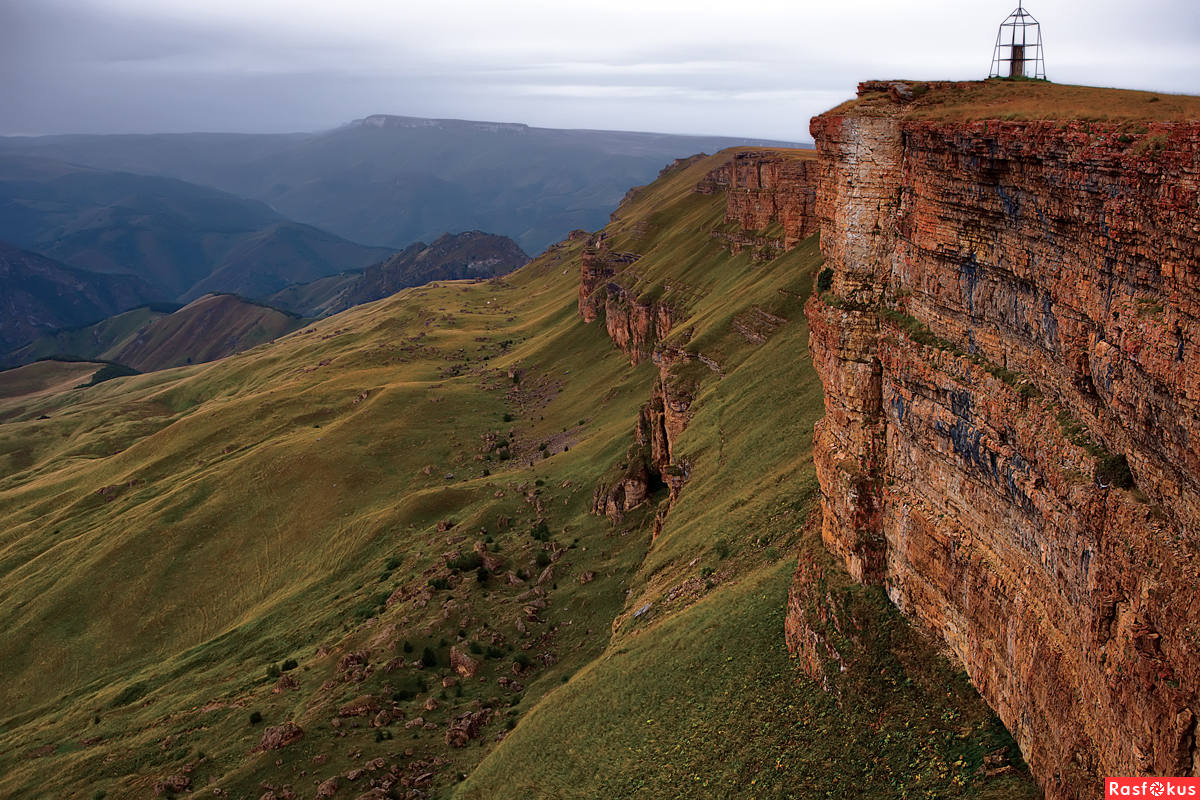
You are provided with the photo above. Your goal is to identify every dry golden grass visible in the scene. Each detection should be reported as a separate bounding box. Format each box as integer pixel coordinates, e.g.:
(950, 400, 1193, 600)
(830, 79, 1200, 122)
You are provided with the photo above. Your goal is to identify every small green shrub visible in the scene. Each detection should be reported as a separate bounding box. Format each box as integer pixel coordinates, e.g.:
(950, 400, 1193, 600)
(535, 550, 551, 568)
(428, 577, 450, 591)
(816, 267, 834, 294)
(249, 711, 263, 725)
(421, 647, 438, 667)
(1096, 453, 1135, 489)
(281, 658, 298, 672)
(530, 521, 550, 541)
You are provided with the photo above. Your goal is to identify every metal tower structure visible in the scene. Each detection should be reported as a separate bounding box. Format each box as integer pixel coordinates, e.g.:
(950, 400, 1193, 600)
(989, 3, 1047, 80)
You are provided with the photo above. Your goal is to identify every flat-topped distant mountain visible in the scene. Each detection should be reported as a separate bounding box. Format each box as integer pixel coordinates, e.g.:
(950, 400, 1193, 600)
(0, 116, 806, 254)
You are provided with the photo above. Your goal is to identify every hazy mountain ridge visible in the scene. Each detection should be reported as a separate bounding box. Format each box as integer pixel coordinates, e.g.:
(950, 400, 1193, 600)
(0, 155, 394, 301)
(5, 293, 303, 372)
(269, 230, 529, 316)
(0, 116, 806, 253)
(0, 240, 159, 352)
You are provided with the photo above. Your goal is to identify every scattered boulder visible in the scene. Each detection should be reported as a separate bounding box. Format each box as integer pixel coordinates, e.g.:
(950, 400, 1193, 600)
(259, 722, 304, 751)
(154, 774, 191, 795)
(579, 570, 596, 585)
(336, 651, 369, 682)
(316, 776, 339, 798)
(338, 695, 380, 717)
(888, 82, 915, 103)
(445, 710, 491, 747)
(274, 673, 299, 693)
(450, 646, 480, 678)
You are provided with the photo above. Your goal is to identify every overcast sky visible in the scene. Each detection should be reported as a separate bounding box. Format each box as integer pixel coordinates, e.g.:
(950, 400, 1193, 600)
(2, 0, 1198, 140)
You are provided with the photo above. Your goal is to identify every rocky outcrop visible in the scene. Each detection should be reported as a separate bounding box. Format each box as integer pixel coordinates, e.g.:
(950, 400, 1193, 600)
(586, 149, 815, 523)
(591, 373, 693, 521)
(794, 81, 1200, 799)
(577, 233, 667, 363)
(697, 150, 818, 259)
(258, 722, 304, 751)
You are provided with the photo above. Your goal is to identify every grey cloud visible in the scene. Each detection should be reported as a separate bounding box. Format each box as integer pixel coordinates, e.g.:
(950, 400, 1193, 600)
(2, 0, 1197, 139)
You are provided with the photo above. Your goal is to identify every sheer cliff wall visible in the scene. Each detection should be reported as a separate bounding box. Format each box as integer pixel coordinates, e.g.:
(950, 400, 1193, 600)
(790, 81, 1200, 799)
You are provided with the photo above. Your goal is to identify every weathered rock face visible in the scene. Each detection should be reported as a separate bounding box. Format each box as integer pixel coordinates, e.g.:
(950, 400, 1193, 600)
(578, 234, 641, 320)
(796, 82, 1200, 799)
(698, 150, 819, 260)
(590, 369, 696, 522)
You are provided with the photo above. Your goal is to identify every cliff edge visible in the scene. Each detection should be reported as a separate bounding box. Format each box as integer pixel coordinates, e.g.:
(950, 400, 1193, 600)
(792, 79, 1200, 799)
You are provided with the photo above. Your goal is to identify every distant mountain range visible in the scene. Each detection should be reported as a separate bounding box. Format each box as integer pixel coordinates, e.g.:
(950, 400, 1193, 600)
(0, 115, 803, 254)
(0, 155, 393, 300)
(1, 231, 527, 369)
(0, 114, 795, 371)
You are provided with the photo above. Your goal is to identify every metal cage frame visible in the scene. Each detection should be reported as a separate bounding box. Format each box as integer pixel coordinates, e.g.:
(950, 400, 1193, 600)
(989, 3, 1047, 80)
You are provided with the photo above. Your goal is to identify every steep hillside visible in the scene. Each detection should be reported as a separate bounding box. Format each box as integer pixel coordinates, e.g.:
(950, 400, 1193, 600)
(0, 155, 392, 301)
(6, 295, 303, 372)
(269, 231, 530, 318)
(0, 148, 1036, 800)
(0, 240, 158, 352)
(0, 118, 803, 253)
(800, 79, 1200, 800)
(106, 294, 305, 372)
(5, 304, 178, 367)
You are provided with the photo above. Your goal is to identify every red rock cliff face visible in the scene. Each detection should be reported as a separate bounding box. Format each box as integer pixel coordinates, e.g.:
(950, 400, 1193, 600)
(795, 84, 1200, 799)
(698, 150, 819, 259)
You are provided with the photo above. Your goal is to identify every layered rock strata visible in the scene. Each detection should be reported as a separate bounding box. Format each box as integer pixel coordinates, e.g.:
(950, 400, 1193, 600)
(585, 149, 815, 520)
(792, 81, 1200, 799)
(698, 149, 819, 259)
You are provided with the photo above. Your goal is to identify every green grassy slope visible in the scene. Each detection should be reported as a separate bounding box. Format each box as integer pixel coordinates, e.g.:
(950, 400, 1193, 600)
(0, 150, 1038, 799)
(457, 154, 1037, 800)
